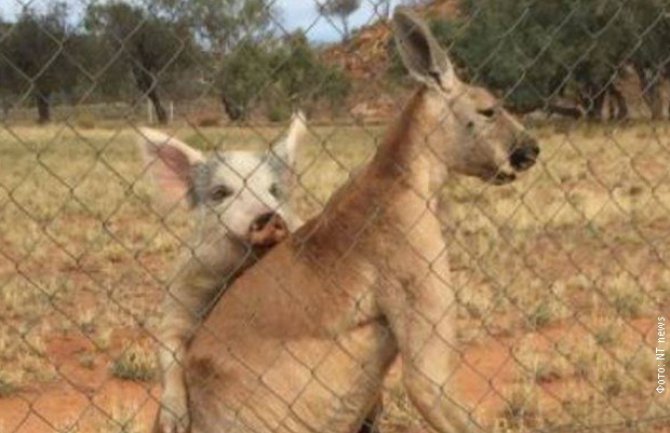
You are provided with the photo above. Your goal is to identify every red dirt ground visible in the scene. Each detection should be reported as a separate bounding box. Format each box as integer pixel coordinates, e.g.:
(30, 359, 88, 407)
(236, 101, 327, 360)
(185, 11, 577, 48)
(0, 317, 663, 433)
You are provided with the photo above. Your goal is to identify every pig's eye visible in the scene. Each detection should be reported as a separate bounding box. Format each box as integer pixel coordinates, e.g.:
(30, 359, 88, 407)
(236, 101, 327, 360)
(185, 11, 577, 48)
(210, 185, 233, 202)
(269, 183, 282, 199)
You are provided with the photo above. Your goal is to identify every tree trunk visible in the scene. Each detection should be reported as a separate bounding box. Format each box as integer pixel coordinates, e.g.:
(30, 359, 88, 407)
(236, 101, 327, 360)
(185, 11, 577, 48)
(592, 92, 606, 120)
(646, 80, 663, 120)
(133, 64, 168, 124)
(635, 65, 663, 120)
(578, 81, 605, 121)
(341, 17, 350, 41)
(147, 87, 168, 124)
(0, 98, 9, 120)
(35, 92, 51, 124)
(608, 85, 628, 120)
(376, 0, 391, 20)
(547, 104, 583, 119)
(221, 93, 245, 121)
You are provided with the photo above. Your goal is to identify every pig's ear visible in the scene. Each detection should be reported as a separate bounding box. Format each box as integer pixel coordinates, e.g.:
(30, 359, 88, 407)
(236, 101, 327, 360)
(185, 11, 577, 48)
(138, 128, 204, 206)
(268, 111, 307, 186)
(271, 110, 306, 169)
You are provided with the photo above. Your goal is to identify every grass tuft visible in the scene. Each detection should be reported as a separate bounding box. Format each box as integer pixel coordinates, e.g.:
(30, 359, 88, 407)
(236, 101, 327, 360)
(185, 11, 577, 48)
(110, 345, 157, 382)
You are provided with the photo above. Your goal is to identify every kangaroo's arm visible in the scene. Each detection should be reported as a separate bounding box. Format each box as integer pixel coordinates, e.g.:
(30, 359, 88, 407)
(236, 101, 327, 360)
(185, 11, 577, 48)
(376, 253, 485, 433)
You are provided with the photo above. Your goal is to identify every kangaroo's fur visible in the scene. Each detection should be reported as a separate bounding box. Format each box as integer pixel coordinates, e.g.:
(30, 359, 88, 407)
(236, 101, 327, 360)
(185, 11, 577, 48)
(183, 8, 539, 433)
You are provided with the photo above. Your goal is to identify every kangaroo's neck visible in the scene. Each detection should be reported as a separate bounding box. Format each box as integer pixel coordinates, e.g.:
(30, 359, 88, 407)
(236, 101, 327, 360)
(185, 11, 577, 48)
(369, 87, 444, 195)
(297, 87, 445, 259)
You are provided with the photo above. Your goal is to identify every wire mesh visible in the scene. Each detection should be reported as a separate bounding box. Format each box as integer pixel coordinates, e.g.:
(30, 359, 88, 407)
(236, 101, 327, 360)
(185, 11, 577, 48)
(0, 1, 669, 433)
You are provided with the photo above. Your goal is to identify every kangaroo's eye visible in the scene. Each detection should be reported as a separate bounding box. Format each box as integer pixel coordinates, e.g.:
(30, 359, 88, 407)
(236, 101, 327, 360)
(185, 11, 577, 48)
(269, 183, 282, 198)
(210, 185, 233, 202)
(477, 108, 496, 118)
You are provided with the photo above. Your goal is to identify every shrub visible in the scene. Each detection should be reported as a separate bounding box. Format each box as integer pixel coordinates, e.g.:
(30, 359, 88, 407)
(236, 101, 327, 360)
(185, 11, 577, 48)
(217, 40, 273, 120)
(110, 344, 157, 382)
(0, 372, 16, 397)
(217, 31, 350, 121)
(271, 33, 350, 117)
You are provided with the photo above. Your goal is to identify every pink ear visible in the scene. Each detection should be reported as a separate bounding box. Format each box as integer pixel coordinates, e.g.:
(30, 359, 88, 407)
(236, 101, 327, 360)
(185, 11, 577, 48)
(138, 128, 204, 204)
(151, 144, 193, 201)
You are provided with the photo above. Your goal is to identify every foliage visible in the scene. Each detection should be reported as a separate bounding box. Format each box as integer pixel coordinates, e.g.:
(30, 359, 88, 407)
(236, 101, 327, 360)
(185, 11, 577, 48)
(110, 345, 157, 382)
(217, 39, 274, 120)
(149, 0, 275, 54)
(0, 2, 79, 123)
(444, 0, 630, 113)
(318, 0, 362, 40)
(84, 1, 198, 123)
(217, 32, 350, 120)
(272, 33, 350, 115)
(389, 0, 670, 118)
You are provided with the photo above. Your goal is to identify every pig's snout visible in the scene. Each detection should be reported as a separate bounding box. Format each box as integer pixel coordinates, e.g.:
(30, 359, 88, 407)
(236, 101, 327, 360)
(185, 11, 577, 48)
(248, 212, 288, 247)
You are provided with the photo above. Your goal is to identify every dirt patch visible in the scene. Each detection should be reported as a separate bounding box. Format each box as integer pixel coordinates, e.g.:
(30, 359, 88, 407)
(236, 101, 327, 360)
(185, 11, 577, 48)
(0, 333, 158, 433)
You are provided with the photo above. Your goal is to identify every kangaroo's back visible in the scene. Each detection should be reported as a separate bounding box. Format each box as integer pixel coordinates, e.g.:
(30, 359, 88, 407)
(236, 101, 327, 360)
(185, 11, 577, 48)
(186, 216, 399, 433)
(184, 8, 539, 433)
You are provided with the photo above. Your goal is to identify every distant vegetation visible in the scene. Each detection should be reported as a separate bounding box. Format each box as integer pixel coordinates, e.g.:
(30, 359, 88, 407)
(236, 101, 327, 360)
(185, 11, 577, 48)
(2, 0, 669, 123)
(389, 0, 670, 119)
(0, 0, 351, 123)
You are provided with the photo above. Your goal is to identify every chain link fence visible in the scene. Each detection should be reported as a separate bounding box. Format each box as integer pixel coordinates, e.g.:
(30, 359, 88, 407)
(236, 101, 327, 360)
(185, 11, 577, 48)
(1, 0, 669, 432)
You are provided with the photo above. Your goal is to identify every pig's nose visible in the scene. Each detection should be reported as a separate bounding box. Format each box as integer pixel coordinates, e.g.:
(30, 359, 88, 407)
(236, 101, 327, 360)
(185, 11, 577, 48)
(249, 212, 288, 247)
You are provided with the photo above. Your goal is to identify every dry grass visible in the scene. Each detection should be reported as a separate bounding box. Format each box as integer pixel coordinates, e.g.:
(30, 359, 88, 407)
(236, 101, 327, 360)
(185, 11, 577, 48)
(1, 120, 669, 432)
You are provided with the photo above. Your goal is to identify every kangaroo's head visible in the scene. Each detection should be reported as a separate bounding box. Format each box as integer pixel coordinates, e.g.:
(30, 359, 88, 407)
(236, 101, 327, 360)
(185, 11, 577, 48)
(393, 8, 539, 184)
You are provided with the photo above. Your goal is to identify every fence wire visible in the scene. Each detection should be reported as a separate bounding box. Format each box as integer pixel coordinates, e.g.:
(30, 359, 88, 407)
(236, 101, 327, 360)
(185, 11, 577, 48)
(0, 1, 669, 433)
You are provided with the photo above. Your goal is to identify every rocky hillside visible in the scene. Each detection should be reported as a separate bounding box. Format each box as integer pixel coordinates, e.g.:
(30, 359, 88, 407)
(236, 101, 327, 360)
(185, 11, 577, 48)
(320, 1, 460, 121)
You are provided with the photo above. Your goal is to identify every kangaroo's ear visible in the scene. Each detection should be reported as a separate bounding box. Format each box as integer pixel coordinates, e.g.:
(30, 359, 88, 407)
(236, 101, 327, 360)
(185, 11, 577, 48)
(138, 128, 205, 207)
(393, 7, 453, 90)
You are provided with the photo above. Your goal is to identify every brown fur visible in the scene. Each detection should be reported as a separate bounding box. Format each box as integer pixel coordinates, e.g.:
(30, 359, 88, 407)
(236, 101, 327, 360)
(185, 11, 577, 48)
(182, 8, 539, 433)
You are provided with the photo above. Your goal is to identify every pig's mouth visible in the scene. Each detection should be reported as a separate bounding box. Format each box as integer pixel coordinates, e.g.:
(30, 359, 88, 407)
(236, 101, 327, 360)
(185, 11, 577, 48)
(247, 212, 289, 254)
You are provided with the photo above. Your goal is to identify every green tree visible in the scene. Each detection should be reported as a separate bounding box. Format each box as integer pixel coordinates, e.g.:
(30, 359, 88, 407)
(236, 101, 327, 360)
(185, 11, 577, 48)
(84, 1, 197, 124)
(0, 3, 79, 123)
(625, 0, 670, 119)
(414, 0, 639, 119)
(216, 40, 273, 120)
(150, 0, 275, 54)
(216, 31, 350, 120)
(0, 18, 13, 118)
(148, 0, 276, 117)
(318, 0, 361, 41)
(271, 32, 350, 114)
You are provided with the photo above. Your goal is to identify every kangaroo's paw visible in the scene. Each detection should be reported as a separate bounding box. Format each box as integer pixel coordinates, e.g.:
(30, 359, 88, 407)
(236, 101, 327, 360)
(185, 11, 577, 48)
(158, 401, 190, 433)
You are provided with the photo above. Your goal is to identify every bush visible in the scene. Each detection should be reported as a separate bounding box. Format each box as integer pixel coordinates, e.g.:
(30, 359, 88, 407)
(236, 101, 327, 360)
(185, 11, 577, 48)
(271, 33, 350, 117)
(217, 32, 350, 121)
(217, 40, 273, 120)
(110, 345, 157, 382)
(387, 0, 640, 116)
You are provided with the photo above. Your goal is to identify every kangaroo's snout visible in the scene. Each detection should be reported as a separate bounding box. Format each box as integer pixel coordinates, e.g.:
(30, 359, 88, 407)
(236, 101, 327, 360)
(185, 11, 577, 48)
(509, 138, 540, 172)
(249, 212, 288, 247)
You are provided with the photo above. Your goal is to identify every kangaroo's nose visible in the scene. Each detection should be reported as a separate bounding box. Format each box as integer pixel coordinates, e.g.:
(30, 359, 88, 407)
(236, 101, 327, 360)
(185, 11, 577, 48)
(248, 212, 288, 247)
(510, 138, 540, 172)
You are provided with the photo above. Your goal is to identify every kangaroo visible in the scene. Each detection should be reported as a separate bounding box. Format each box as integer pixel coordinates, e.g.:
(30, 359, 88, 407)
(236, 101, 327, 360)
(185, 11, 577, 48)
(183, 8, 539, 433)
(140, 114, 306, 433)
